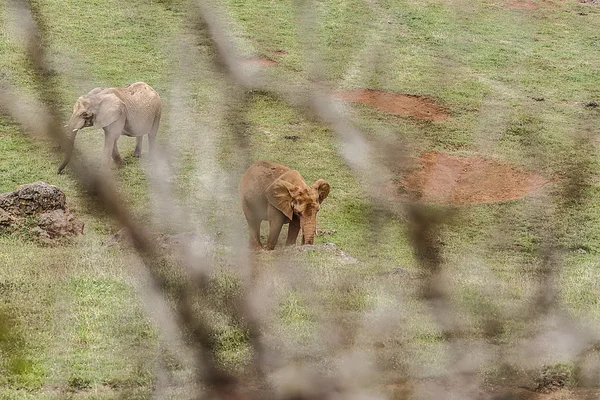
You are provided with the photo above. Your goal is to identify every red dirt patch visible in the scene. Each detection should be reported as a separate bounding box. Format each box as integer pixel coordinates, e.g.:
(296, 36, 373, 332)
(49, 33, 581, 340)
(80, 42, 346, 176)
(505, 0, 572, 8)
(242, 57, 277, 66)
(506, 0, 541, 9)
(399, 152, 549, 204)
(331, 89, 449, 121)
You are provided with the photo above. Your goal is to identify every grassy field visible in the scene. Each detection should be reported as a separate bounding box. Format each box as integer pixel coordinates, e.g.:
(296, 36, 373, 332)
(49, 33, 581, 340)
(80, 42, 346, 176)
(1, 0, 600, 398)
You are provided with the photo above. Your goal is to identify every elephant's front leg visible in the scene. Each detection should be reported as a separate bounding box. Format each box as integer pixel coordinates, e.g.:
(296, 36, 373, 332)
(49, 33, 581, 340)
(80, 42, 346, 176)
(112, 138, 125, 166)
(286, 217, 300, 246)
(103, 119, 125, 169)
(266, 208, 286, 250)
(242, 201, 262, 250)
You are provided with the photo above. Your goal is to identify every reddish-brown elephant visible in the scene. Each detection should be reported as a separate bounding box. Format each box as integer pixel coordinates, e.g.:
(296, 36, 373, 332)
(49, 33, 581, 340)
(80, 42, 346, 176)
(238, 161, 331, 250)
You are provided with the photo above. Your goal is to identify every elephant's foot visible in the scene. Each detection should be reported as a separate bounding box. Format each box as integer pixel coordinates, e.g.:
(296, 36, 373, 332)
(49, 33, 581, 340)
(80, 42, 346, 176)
(248, 241, 262, 251)
(113, 159, 126, 168)
(132, 151, 141, 158)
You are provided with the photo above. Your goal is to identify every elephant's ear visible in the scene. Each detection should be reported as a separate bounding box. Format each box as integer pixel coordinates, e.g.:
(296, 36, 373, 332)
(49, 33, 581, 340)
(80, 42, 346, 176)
(266, 179, 297, 220)
(312, 179, 330, 203)
(93, 93, 125, 128)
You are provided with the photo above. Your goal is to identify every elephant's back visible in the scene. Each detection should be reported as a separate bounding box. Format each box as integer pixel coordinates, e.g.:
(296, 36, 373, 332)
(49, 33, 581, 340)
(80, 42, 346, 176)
(120, 82, 160, 107)
(117, 83, 162, 132)
(239, 161, 290, 200)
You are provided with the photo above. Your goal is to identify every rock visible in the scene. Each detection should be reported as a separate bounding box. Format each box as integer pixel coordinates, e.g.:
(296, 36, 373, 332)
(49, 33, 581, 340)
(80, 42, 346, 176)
(0, 182, 66, 216)
(38, 209, 84, 239)
(0, 208, 15, 226)
(0, 182, 83, 242)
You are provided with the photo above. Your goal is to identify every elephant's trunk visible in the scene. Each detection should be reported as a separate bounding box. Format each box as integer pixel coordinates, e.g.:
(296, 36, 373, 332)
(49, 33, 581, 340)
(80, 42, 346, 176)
(57, 117, 83, 174)
(301, 218, 317, 245)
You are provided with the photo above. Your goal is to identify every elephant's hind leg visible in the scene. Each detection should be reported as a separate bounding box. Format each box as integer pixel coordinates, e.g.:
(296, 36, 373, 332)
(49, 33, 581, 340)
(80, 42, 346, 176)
(133, 137, 143, 158)
(147, 113, 161, 156)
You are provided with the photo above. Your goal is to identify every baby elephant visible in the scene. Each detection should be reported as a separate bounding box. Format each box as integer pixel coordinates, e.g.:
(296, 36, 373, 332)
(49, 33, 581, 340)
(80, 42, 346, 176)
(239, 161, 330, 250)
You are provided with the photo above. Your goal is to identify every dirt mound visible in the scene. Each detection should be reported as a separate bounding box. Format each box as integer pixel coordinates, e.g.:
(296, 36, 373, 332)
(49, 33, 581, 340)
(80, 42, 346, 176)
(399, 152, 548, 204)
(331, 89, 449, 121)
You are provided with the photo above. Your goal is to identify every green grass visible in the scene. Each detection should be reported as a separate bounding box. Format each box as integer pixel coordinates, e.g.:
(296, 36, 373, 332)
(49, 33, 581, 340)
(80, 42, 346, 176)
(1, 0, 600, 397)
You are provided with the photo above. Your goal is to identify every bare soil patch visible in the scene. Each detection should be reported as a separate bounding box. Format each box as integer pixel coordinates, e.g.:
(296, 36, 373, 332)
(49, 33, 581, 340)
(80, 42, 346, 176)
(331, 89, 449, 121)
(398, 152, 549, 205)
(506, 0, 541, 9)
(242, 57, 277, 66)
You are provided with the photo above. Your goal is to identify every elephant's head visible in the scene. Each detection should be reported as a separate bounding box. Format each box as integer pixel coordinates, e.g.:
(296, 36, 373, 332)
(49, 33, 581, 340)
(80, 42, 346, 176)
(57, 90, 124, 174)
(266, 176, 330, 245)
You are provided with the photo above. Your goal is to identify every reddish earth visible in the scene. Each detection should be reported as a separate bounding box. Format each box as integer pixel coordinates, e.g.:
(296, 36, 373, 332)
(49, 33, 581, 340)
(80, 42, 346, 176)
(242, 57, 277, 66)
(331, 89, 449, 121)
(398, 152, 549, 205)
(506, 0, 542, 9)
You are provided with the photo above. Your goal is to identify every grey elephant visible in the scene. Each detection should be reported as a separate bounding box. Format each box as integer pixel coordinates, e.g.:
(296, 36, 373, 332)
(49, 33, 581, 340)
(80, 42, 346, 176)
(239, 160, 330, 250)
(57, 82, 162, 174)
